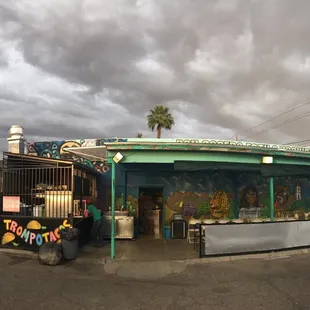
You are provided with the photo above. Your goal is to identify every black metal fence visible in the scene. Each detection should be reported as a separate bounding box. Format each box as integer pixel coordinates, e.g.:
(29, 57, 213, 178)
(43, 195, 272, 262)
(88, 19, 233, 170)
(2, 166, 73, 217)
(1, 153, 76, 218)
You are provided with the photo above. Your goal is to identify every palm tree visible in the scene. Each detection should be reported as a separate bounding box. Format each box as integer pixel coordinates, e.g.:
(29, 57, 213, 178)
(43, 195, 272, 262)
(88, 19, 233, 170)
(147, 105, 175, 138)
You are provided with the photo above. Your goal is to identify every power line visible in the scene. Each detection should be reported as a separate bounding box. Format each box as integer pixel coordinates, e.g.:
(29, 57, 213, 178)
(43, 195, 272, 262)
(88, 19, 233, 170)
(246, 110, 310, 138)
(230, 101, 310, 139)
(285, 139, 310, 145)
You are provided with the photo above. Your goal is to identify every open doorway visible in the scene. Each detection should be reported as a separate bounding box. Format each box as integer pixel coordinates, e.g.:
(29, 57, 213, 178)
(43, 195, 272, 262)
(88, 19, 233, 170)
(138, 187, 164, 239)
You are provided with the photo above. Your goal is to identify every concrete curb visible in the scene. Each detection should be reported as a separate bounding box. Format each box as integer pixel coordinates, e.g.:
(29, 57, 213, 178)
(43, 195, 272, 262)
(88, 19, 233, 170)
(104, 248, 310, 266)
(186, 248, 310, 265)
(0, 248, 37, 258)
(1, 247, 310, 265)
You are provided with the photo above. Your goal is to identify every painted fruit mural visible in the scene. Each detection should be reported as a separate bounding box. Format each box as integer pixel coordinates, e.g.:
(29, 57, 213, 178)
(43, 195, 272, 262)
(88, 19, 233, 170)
(164, 190, 234, 225)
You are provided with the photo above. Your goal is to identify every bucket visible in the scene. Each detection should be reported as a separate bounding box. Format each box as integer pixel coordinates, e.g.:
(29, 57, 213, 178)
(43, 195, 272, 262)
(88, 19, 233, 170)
(164, 226, 171, 239)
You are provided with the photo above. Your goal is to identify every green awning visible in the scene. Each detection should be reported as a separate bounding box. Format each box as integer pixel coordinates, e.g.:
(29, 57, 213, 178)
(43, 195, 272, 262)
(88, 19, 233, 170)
(174, 161, 261, 172)
(174, 161, 310, 177)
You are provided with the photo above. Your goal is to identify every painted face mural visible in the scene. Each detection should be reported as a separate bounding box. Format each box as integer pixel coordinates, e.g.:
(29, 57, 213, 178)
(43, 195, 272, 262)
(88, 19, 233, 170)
(210, 190, 230, 219)
(274, 187, 289, 209)
(240, 186, 260, 209)
(245, 190, 257, 206)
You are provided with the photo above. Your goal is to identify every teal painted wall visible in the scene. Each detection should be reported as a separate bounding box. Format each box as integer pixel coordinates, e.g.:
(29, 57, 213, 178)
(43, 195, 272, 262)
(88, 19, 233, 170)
(111, 164, 310, 225)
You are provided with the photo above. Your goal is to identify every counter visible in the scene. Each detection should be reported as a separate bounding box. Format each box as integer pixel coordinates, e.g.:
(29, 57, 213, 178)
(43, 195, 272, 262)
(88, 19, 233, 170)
(102, 213, 134, 239)
(203, 221, 310, 256)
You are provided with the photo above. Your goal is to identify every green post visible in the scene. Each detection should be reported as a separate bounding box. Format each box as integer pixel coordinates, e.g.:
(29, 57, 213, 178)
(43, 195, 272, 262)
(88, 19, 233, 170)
(232, 175, 239, 219)
(111, 160, 116, 259)
(270, 176, 274, 221)
(123, 170, 127, 209)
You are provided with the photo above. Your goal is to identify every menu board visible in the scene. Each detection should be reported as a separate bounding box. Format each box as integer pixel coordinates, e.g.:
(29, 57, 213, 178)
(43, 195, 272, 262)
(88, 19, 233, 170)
(3, 196, 20, 213)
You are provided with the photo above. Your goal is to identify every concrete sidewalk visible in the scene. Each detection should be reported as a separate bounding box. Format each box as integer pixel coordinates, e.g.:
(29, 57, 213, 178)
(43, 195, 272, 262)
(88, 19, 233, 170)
(2, 239, 310, 265)
(2, 240, 310, 280)
(80, 238, 198, 261)
(2, 245, 310, 280)
(0, 238, 198, 263)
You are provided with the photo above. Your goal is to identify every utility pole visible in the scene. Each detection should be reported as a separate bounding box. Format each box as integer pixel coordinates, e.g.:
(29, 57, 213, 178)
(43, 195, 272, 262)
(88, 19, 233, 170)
(235, 135, 238, 141)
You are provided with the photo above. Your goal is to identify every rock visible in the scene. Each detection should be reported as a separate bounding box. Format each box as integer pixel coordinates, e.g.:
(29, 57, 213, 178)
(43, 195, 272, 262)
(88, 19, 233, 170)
(38, 242, 63, 266)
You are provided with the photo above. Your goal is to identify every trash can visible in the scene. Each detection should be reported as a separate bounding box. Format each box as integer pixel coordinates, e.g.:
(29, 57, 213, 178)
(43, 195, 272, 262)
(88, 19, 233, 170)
(164, 226, 171, 239)
(60, 228, 79, 260)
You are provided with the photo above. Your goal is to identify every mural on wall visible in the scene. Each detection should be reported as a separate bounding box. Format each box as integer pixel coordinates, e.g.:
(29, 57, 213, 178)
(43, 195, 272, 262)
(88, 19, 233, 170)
(97, 138, 128, 146)
(1, 218, 72, 249)
(237, 175, 310, 221)
(27, 137, 128, 173)
(115, 193, 138, 217)
(272, 180, 310, 219)
(120, 171, 236, 225)
(121, 169, 310, 226)
(209, 190, 231, 219)
(238, 185, 263, 220)
(164, 173, 235, 224)
(27, 139, 109, 173)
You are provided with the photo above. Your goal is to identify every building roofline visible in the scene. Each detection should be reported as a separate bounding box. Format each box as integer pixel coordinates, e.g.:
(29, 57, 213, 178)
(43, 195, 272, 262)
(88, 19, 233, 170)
(29, 137, 310, 159)
(103, 139, 310, 158)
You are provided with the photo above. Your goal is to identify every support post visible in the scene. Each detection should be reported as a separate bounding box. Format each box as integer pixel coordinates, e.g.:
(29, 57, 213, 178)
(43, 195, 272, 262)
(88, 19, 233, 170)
(233, 186, 239, 219)
(270, 176, 274, 221)
(70, 164, 75, 227)
(232, 174, 239, 219)
(111, 160, 116, 259)
(123, 169, 127, 209)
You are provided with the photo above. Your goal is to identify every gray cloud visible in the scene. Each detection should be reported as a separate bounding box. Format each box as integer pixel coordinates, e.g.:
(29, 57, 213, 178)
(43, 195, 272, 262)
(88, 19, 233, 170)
(1, 0, 310, 154)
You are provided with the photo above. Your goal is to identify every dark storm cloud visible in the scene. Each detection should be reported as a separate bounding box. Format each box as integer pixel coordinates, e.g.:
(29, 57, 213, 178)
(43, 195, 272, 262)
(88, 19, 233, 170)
(1, 0, 310, 153)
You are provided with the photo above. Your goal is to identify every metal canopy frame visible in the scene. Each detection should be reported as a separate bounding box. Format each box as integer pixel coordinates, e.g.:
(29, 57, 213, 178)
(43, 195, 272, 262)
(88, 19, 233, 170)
(64, 146, 108, 163)
(3, 152, 98, 175)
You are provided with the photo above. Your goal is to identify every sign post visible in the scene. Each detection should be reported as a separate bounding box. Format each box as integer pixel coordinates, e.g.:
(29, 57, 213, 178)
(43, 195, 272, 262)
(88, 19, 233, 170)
(111, 160, 116, 259)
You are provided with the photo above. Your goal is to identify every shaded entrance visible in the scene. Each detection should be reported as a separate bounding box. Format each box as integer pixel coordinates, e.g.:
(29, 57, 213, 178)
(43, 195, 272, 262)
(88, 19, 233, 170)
(138, 186, 164, 238)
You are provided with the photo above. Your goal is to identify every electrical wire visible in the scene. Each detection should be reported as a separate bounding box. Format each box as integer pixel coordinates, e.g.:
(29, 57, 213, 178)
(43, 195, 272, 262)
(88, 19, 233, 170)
(285, 139, 310, 145)
(246, 110, 310, 138)
(230, 101, 310, 139)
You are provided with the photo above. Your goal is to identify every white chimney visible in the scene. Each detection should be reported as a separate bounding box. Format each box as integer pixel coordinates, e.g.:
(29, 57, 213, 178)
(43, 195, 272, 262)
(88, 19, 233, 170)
(7, 125, 25, 154)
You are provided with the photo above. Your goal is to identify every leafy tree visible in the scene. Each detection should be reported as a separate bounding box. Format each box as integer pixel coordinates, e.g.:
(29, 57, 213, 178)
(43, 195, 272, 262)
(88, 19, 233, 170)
(147, 105, 175, 138)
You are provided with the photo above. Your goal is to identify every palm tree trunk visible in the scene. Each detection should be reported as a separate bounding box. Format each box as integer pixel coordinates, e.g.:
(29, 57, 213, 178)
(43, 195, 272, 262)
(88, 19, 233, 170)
(157, 126, 162, 138)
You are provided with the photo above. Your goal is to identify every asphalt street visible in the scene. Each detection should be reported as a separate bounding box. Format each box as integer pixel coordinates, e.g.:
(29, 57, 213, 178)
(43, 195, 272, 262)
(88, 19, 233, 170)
(0, 252, 310, 310)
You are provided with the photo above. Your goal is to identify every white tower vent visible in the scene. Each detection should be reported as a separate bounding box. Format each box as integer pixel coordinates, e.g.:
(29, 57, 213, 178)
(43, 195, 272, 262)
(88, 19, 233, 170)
(7, 125, 25, 154)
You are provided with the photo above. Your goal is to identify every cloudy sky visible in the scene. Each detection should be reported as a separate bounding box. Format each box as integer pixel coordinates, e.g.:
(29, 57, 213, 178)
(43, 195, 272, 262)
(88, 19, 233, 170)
(1, 0, 310, 152)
